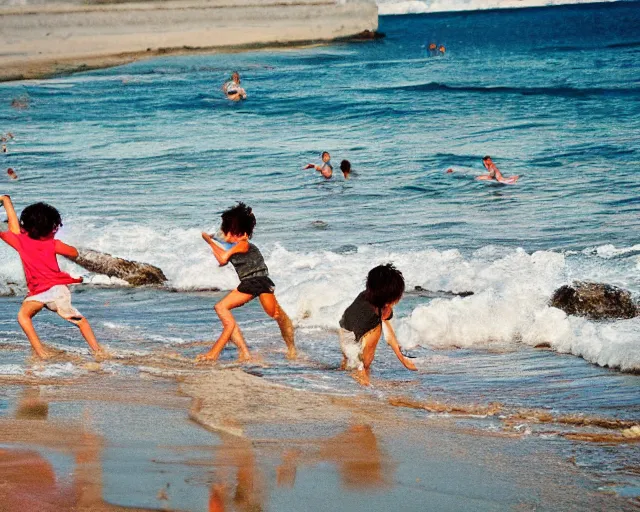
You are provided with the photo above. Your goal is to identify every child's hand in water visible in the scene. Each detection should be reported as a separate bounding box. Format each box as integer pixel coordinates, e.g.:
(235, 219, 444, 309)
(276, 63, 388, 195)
(201, 232, 213, 243)
(403, 358, 418, 371)
(303, 164, 314, 170)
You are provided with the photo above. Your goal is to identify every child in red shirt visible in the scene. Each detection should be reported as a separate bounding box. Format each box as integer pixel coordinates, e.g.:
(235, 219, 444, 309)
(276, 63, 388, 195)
(0, 195, 103, 359)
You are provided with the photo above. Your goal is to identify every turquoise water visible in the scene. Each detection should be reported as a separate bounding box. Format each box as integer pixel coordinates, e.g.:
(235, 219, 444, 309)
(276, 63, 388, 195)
(0, 0, 639, 498)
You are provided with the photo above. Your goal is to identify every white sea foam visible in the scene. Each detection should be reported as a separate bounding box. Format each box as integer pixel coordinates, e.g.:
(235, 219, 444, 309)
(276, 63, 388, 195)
(0, 222, 637, 370)
(376, 0, 619, 15)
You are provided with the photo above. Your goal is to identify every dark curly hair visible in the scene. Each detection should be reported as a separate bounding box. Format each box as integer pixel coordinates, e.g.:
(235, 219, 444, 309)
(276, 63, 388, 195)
(364, 263, 405, 309)
(20, 202, 62, 240)
(220, 202, 256, 238)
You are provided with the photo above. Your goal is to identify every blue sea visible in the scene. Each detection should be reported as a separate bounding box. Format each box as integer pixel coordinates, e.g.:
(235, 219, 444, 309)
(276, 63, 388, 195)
(1, 0, 639, 499)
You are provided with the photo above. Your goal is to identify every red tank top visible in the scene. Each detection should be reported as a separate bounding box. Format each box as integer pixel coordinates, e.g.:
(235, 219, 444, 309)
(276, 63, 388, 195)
(0, 231, 82, 296)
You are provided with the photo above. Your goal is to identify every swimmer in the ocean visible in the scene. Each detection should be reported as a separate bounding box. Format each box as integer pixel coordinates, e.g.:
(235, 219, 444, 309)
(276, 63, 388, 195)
(428, 42, 437, 56)
(304, 151, 333, 179)
(7, 168, 17, 180)
(340, 160, 353, 180)
(476, 156, 519, 184)
(438, 45, 446, 55)
(2, 145, 6, 153)
(222, 71, 247, 101)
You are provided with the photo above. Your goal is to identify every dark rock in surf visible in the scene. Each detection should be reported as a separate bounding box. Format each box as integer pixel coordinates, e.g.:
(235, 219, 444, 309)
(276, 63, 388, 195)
(550, 282, 638, 320)
(413, 285, 474, 298)
(73, 248, 167, 286)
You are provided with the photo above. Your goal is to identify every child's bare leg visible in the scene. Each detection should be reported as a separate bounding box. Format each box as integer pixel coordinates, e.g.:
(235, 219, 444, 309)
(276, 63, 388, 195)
(230, 325, 251, 362)
(71, 317, 103, 355)
(197, 290, 253, 362)
(259, 294, 296, 359)
(17, 301, 51, 359)
(352, 325, 382, 386)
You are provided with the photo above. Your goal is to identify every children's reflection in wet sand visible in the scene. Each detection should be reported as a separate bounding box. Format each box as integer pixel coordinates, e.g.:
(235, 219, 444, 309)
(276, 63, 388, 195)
(208, 423, 391, 511)
(0, 387, 157, 512)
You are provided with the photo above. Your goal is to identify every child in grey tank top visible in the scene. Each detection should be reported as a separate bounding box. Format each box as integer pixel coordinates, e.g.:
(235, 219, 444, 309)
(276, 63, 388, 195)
(198, 202, 296, 362)
(339, 264, 417, 386)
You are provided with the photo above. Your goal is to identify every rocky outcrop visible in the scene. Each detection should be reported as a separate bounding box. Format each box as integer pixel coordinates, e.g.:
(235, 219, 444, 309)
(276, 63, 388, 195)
(550, 282, 638, 320)
(73, 249, 167, 286)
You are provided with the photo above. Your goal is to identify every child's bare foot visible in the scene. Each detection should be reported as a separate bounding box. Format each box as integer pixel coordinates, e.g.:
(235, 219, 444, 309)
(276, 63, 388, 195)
(34, 347, 56, 360)
(196, 351, 220, 362)
(237, 351, 252, 363)
(93, 347, 111, 362)
(285, 347, 298, 360)
(352, 370, 370, 386)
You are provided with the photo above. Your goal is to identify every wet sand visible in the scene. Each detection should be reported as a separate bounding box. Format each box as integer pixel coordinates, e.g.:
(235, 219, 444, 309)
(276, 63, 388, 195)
(0, 364, 637, 511)
(0, 0, 379, 82)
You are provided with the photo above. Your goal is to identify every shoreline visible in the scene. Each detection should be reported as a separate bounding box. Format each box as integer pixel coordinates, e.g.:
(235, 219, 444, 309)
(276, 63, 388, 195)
(0, 0, 379, 82)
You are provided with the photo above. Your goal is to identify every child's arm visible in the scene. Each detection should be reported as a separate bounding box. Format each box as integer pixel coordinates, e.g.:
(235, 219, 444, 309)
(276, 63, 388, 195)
(0, 195, 20, 234)
(383, 320, 417, 371)
(201, 233, 248, 266)
(54, 240, 79, 259)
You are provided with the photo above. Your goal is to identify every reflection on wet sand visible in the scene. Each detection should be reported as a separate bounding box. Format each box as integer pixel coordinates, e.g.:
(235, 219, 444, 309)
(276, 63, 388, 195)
(207, 423, 391, 511)
(0, 387, 156, 512)
(208, 432, 265, 512)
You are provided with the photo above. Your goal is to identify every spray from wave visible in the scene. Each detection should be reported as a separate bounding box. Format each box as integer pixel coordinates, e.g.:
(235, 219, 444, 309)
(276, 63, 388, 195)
(1, 221, 638, 371)
(376, 0, 620, 16)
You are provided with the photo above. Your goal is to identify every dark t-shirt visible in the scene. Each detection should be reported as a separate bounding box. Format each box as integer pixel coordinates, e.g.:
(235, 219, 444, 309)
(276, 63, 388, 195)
(339, 291, 392, 341)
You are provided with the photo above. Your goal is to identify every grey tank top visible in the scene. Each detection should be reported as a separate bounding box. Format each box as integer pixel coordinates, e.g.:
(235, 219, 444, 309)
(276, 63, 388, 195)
(229, 243, 269, 280)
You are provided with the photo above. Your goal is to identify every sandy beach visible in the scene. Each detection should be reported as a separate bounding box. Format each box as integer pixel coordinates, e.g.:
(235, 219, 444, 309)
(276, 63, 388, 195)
(0, 354, 637, 511)
(0, 0, 378, 81)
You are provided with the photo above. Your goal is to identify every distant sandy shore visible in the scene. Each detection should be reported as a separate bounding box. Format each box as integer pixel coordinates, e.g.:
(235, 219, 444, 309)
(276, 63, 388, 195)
(0, 0, 379, 82)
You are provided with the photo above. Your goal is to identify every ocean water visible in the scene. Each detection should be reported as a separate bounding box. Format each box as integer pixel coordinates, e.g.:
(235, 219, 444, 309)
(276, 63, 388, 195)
(0, 0, 639, 498)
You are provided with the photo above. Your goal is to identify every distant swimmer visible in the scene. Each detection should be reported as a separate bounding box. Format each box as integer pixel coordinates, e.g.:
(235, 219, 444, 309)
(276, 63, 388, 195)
(340, 160, 353, 180)
(222, 71, 247, 101)
(438, 45, 446, 55)
(7, 168, 17, 180)
(303, 151, 333, 179)
(428, 42, 437, 56)
(2, 145, 6, 153)
(10, 97, 29, 109)
(477, 156, 519, 184)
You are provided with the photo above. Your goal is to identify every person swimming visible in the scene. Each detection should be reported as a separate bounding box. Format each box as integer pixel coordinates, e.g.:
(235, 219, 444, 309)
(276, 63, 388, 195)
(7, 168, 17, 180)
(303, 151, 333, 179)
(340, 160, 353, 180)
(477, 156, 519, 184)
(222, 71, 247, 101)
(438, 45, 446, 55)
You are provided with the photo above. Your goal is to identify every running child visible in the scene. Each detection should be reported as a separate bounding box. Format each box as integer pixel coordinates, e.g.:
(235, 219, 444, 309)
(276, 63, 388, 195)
(339, 264, 416, 385)
(0, 196, 104, 359)
(198, 202, 296, 362)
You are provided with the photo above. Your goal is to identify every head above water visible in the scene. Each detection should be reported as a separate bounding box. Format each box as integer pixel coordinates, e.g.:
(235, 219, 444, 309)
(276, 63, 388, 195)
(321, 151, 330, 162)
(340, 159, 351, 174)
(482, 155, 493, 168)
(231, 71, 240, 83)
(364, 263, 405, 309)
(221, 202, 256, 239)
(20, 202, 62, 240)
